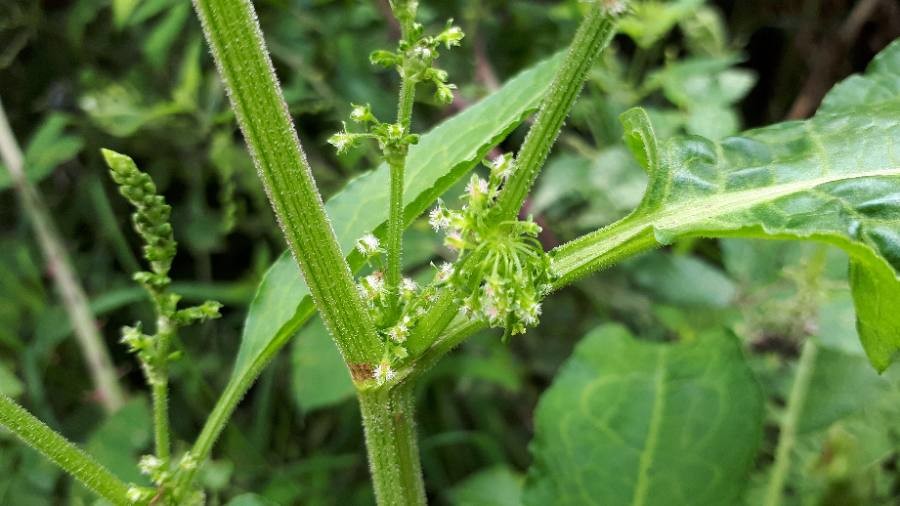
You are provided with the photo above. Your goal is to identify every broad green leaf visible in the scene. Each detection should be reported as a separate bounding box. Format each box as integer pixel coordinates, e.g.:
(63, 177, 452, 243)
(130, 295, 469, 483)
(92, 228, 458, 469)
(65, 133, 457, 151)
(231, 54, 563, 383)
(629, 252, 736, 308)
(291, 317, 354, 413)
(523, 325, 763, 506)
(0, 114, 83, 191)
(450, 466, 523, 506)
(553, 40, 900, 371)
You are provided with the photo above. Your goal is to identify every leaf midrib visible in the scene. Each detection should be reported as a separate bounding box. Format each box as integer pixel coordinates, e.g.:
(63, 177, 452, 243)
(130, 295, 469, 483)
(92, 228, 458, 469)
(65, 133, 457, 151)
(552, 166, 900, 278)
(631, 348, 667, 506)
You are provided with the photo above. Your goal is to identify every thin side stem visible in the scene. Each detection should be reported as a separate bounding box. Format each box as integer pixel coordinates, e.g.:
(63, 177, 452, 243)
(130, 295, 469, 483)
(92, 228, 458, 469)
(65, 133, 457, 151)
(150, 318, 174, 462)
(0, 99, 125, 413)
(192, 0, 382, 369)
(386, 39, 418, 320)
(405, 289, 457, 356)
(763, 338, 818, 506)
(358, 384, 426, 506)
(0, 394, 132, 504)
(493, 6, 618, 220)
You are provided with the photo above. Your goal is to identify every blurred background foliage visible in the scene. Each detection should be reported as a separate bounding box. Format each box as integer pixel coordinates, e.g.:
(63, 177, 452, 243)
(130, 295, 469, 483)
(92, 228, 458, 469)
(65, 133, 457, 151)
(1, 0, 900, 504)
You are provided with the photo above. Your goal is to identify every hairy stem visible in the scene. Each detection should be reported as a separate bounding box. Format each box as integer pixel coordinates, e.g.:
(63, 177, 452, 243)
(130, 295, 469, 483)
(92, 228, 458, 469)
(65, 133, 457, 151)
(0, 394, 132, 504)
(494, 6, 618, 220)
(406, 289, 457, 356)
(0, 99, 125, 414)
(763, 338, 818, 506)
(192, 0, 382, 368)
(386, 77, 416, 319)
(358, 384, 426, 506)
(150, 317, 174, 462)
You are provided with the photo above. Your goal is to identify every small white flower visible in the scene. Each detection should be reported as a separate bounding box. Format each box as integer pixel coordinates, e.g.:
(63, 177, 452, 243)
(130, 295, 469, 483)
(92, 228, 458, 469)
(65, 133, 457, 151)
(328, 131, 354, 153)
(490, 153, 514, 180)
(435, 262, 454, 283)
(400, 278, 418, 297)
(374, 361, 396, 385)
(388, 319, 410, 343)
(445, 230, 464, 251)
(356, 233, 382, 257)
(428, 205, 450, 231)
(127, 487, 146, 503)
(465, 176, 489, 199)
(521, 301, 542, 326)
(138, 455, 163, 475)
(599, 0, 628, 15)
(350, 104, 370, 122)
(413, 46, 433, 59)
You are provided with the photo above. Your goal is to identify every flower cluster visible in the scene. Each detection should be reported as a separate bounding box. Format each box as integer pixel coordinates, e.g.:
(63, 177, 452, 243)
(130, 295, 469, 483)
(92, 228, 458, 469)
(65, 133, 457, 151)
(126, 452, 204, 505)
(429, 154, 553, 337)
(581, 0, 630, 16)
(327, 104, 420, 166)
(369, 19, 464, 105)
(354, 233, 437, 373)
(103, 149, 222, 383)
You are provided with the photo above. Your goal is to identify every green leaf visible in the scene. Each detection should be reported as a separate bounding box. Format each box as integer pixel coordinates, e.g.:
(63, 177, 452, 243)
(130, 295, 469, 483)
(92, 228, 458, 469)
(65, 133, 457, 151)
(450, 466, 523, 506)
(553, 40, 900, 371)
(523, 325, 763, 506)
(291, 317, 354, 413)
(0, 114, 83, 191)
(232, 54, 563, 382)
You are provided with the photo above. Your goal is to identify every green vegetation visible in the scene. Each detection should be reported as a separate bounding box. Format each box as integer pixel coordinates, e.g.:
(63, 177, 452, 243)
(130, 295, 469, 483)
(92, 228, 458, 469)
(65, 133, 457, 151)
(1, 1, 898, 504)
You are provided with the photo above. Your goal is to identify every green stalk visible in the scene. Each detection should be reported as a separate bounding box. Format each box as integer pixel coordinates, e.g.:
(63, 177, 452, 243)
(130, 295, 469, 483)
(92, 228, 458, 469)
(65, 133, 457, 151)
(191, 0, 382, 369)
(358, 384, 426, 506)
(405, 289, 457, 356)
(763, 338, 818, 506)
(0, 394, 132, 505)
(386, 77, 417, 320)
(0, 99, 125, 414)
(493, 5, 618, 220)
(150, 317, 174, 462)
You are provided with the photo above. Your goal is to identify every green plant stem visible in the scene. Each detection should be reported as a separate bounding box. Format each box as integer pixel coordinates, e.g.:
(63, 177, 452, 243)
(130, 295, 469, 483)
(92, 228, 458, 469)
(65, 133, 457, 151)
(549, 214, 659, 288)
(150, 317, 174, 462)
(0, 394, 132, 504)
(406, 289, 457, 356)
(494, 6, 618, 220)
(763, 338, 818, 506)
(192, 0, 382, 369)
(0, 99, 125, 414)
(358, 384, 426, 506)
(386, 78, 416, 319)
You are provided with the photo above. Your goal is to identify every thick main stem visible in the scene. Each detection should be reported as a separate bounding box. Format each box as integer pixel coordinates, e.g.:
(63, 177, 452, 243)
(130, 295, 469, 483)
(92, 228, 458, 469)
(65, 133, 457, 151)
(0, 99, 125, 413)
(0, 394, 132, 504)
(192, 0, 382, 369)
(493, 6, 618, 220)
(358, 384, 426, 506)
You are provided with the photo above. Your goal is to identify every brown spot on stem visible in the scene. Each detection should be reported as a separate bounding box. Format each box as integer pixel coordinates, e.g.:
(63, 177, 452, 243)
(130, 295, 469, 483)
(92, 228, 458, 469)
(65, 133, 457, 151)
(349, 362, 374, 382)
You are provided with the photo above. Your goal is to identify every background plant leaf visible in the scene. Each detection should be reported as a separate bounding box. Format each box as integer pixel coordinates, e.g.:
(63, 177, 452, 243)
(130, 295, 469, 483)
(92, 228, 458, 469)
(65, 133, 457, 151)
(554, 40, 900, 371)
(523, 324, 763, 506)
